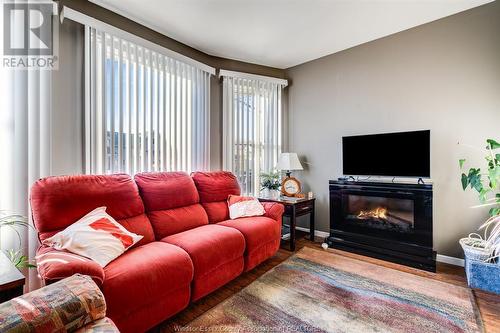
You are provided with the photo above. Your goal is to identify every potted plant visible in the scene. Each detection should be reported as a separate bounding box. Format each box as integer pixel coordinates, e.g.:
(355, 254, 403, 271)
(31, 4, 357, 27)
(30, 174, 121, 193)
(458, 138, 499, 294)
(260, 171, 281, 199)
(0, 211, 36, 269)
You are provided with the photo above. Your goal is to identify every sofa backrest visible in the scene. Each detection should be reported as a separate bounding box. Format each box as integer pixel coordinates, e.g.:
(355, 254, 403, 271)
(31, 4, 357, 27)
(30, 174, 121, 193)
(30, 174, 155, 246)
(134, 172, 209, 239)
(191, 171, 240, 223)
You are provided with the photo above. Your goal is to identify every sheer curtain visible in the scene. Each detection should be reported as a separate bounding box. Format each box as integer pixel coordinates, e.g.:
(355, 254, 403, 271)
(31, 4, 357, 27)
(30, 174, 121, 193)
(85, 26, 212, 174)
(0, 31, 52, 292)
(221, 71, 287, 195)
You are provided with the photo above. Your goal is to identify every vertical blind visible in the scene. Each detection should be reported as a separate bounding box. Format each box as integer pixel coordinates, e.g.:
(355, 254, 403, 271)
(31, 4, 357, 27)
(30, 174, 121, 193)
(222, 73, 286, 195)
(85, 26, 211, 175)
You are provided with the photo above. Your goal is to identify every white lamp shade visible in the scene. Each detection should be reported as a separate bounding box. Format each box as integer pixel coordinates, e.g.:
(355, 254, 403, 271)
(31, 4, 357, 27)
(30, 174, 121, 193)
(276, 153, 303, 171)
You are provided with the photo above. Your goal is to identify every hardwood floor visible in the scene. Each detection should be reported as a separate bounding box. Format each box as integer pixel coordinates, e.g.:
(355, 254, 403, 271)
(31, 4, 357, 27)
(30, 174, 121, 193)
(158, 232, 500, 332)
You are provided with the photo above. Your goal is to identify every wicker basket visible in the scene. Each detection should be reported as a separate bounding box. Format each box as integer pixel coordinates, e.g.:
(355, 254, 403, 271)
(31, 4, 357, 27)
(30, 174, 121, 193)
(460, 235, 493, 262)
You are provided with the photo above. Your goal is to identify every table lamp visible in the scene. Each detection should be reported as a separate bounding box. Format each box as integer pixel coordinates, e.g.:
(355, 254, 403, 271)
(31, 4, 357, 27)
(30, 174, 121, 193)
(276, 153, 304, 197)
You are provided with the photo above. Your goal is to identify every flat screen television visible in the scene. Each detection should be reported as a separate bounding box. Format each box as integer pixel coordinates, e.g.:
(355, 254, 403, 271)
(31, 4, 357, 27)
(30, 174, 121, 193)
(342, 130, 430, 178)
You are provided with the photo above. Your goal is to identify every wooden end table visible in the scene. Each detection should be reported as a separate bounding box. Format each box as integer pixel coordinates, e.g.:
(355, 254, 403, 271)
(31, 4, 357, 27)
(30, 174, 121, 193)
(259, 197, 315, 251)
(0, 251, 25, 303)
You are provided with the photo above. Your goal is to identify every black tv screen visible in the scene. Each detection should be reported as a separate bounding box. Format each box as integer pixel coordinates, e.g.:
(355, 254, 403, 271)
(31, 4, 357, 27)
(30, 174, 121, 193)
(342, 130, 430, 178)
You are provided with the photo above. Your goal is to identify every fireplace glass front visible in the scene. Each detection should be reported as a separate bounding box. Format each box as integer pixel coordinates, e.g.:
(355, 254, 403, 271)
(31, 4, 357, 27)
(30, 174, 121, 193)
(344, 194, 415, 233)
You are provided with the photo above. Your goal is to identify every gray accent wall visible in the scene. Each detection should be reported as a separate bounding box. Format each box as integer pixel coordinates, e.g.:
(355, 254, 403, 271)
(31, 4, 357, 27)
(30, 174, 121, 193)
(285, 1, 500, 257)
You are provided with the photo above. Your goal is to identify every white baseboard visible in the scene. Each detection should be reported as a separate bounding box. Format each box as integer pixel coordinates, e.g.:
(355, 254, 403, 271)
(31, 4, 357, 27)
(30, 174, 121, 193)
(436, 254, 464, 267)
(295, 226, 329, 238)
(294, 227, 465, 267)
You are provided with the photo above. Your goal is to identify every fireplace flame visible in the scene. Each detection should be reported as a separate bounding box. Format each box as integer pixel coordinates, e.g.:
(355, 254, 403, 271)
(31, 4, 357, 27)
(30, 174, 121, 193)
(357, 207, 388, 220)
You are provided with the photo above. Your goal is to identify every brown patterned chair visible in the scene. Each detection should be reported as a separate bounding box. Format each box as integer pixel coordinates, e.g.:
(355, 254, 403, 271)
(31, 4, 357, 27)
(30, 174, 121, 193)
(0, 274, 119, 333)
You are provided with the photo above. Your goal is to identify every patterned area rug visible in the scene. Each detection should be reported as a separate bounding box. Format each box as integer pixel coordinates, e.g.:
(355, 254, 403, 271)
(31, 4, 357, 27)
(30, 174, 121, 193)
(183, 247, 483, 333)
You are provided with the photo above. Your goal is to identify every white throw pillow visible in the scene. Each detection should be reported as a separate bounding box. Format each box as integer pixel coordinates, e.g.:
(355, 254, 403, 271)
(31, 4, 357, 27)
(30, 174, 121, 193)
(43, 207, 143, 267)
(228, 195, 265, 219)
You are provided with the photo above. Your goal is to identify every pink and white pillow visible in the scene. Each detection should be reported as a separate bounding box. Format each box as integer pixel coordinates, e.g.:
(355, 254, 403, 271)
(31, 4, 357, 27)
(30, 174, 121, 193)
(228, 195, 265, 219)
(43, 207, 143, 267)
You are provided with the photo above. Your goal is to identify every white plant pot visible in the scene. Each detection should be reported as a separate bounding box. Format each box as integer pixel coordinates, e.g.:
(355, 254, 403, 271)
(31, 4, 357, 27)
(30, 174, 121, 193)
(261, 189, 280, 199)
(269, 189, 280, 199)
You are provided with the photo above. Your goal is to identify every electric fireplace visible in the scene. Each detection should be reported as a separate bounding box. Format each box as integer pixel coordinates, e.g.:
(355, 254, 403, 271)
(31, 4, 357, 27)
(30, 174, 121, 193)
(327, 180, 435, 271)
(345, 194, 416, 233)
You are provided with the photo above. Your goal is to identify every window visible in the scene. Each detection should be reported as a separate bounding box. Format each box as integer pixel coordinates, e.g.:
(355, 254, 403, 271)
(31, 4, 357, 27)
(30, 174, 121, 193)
(221, 71, 287, 195)
(85, 26, 213, 175)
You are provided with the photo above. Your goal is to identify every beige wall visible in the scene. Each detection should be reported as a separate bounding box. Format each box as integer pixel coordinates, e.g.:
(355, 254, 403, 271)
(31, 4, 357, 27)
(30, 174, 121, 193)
(286, 1, 500, 257)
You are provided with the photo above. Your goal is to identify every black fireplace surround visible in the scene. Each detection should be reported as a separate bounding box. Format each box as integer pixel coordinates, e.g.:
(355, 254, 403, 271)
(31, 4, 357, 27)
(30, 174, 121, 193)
(327, 180, 435, 272)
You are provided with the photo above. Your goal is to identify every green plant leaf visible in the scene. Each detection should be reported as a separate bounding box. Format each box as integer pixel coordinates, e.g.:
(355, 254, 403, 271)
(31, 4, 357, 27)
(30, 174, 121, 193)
(5, 249, 36, 269)
(461, 173, 469, 190)
(487, 139, 500, 149)
(468, 168, 483, 193)
(15, 256, 36, 269)
(489, 207, 500, 216)
(459, 159, 466, 169)
(260, 171, 282, 190)
(488, 166, 500, 188)
(478, 188, 490, 203)
(458, 139, 499, 217)
(472, 181, 483, 193)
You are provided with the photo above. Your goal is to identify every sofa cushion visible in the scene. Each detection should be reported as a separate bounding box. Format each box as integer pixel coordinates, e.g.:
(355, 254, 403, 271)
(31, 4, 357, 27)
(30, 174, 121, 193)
(192, 171, 240, 202)
(201, 201, 230, 224)
(192, 171, 241, 223)
(161, 224, 245, 301)
(103, 241, 193, 333)
(148, 204, 209, 239)
(218, 216, 281, 271)
(31, 174, 155, 246)
(134, 172, 199, 211)
(135, 172, 209, 238)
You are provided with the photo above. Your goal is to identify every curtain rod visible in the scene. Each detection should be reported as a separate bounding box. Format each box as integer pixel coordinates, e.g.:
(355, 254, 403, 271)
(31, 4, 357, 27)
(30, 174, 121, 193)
(60, 6, 216, 75)
(219, 69, 288, 87)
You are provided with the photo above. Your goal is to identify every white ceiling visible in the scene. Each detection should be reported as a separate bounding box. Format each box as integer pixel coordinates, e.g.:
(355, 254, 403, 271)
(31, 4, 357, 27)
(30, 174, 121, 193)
(90, 0, 493, 69)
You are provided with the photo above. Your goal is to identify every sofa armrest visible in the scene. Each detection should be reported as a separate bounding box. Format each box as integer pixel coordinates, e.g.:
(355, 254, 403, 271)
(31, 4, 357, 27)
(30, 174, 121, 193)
(36, 246, 105, 286)
(261, 202, 285, 222)
(0, 274, 107, 332)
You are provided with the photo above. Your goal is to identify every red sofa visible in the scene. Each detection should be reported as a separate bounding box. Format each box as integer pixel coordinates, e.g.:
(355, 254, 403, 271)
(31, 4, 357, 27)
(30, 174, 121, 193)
(31, 171, 284, 333)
